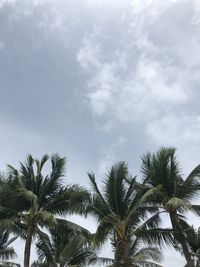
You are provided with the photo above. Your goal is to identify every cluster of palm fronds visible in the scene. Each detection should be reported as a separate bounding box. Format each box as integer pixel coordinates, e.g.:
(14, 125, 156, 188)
(0, 147, 200, 267)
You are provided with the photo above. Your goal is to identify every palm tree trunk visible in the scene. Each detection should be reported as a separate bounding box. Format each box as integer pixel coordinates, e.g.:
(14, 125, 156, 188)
(123, 239, 135, 267)
(114, 243, 120, 267)
(170, 211, 193, 267)
(116, 238, 135, 267)
(24, 223, 34, 267)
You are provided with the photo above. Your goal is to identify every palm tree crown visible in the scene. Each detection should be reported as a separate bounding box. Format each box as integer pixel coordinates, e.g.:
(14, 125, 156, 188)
(3, 154, 88, 267)
(86, 162, 165, 267)
(141, 147, 200, 267)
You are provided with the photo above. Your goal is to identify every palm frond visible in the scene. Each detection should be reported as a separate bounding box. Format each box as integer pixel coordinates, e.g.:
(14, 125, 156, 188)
(165, 197, 192, 213)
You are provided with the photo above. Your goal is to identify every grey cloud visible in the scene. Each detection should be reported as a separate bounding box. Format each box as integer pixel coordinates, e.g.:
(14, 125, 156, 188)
(77, 0, 199, 125)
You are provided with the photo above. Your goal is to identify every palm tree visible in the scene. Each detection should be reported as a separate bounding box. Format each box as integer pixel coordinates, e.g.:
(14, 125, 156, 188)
(5, 154, 88, 267)
(86, 162, 168, 267)
(31, 219, 97, 267)
(141, 147, 200, 267)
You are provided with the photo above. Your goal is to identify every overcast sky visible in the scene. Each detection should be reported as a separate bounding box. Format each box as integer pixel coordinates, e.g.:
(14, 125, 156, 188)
(0, 0, 200, 266)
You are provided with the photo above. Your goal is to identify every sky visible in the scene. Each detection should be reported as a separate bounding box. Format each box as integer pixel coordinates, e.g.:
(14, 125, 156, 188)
(0, 0, 200, 266)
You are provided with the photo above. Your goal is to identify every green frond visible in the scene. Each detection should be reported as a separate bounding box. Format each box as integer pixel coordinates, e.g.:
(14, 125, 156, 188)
(36, 231, 55, 264)
(36, 155, 49, 174)
(124, 175, 137, 202)
(103, 162, 128, 217)
(186, 164, 200, 183)
(6, 165, 18, 179)
(141, 147, 180, 197)
(10, 222, 27, 240)
(19, 154, 34, 180)
(94, 222, 112, 248)
(0, 230, 17, 261)
(88, 256, 114, 265)
(165, 197, 192, 213)
(16, 187, 38, 208)
(35, 211, 57, 227)
(0, 261, 20, 267)
(133, 247, 162, 263)
(191, 205, 200, 216)
(0, 217, 15, 231)
(55, 218, 91, 239)
(136, 227, 174, 246)
(50, 154, 65, 180)
(35, 221, 96, 267)
(0, 247, 17, 260)
(88, 173, 108, 208)
(136, 212, 164, 233)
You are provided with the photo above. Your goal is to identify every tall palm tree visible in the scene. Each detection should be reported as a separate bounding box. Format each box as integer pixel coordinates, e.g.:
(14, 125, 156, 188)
(5, 154, 88, 267)
(31, 219, 97, 267)
(141, 147, 200, 267)
(86, 162, 169, 267)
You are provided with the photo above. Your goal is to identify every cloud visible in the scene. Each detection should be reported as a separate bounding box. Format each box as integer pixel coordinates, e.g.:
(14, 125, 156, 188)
(77, 37, 192, 125)
(0, 40, 5, 49)
(98, 137, 126, 176)
(0, 0, 16, 9)
(76, 0, 200, 183)
(77, 0, 199, 131)
(147, 114, 200, 146)
(146, 114, 200, 172)
(76, 0, 200, 190)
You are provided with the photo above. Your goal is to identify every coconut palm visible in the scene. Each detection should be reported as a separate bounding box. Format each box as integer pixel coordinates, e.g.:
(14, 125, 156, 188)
(141, 147, 200, 267)
(86, 162, 169, 267)
(31, 219, 97, 267)
(5, 154, 88, 267)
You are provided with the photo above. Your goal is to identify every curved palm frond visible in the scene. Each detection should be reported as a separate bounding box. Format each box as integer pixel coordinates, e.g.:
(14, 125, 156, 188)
(35, 220, 97, 267)
(0, 230, 17, 261)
